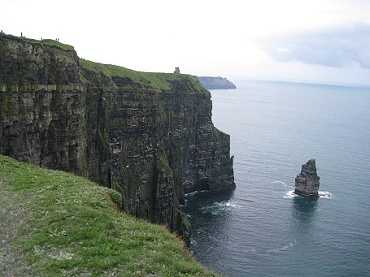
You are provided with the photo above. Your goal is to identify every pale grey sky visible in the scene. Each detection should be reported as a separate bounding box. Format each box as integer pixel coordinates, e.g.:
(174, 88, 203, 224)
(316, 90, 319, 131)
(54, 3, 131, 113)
(1, 0, 370, 85)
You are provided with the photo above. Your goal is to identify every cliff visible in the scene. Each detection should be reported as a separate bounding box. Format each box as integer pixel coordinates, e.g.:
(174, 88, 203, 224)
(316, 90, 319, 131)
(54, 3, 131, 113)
(0, 33, 235, 241)
(197, 76, 236, 90)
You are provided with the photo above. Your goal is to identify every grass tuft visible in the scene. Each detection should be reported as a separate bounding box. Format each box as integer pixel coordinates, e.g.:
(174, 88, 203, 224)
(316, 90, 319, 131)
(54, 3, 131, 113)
(101, 187, 123, 209)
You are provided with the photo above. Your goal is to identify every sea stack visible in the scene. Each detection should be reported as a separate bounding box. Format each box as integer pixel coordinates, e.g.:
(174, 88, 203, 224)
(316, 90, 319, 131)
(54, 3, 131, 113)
(294, 159, 320, 198)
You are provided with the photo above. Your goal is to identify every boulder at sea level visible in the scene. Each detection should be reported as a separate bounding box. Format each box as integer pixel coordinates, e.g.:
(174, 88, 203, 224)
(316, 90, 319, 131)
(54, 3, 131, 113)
(294, 159, 320, 199)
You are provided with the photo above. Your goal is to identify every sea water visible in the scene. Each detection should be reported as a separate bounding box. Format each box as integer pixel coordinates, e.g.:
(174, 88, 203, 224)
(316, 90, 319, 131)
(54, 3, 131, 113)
(182, 80, 370, 276)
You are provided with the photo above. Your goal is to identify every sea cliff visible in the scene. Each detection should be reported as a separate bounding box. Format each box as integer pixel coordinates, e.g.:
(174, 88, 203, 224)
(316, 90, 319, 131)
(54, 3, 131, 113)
(0, 33, 235, 241)
(198, 76, 236, 90)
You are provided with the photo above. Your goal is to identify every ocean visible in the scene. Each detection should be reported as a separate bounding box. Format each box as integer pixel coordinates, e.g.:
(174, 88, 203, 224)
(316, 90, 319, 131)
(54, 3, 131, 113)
(182, 80, 370, 276)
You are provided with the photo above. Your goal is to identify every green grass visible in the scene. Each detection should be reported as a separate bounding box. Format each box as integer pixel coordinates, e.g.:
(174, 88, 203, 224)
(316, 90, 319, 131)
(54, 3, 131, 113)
(80, 59, 174, 92)
(157, 155, 172, 173)
(79, 59, 207, 93)
(0, 155, 218, 276)
(1, 33, 75, 52)
(37, 39, 75, 52)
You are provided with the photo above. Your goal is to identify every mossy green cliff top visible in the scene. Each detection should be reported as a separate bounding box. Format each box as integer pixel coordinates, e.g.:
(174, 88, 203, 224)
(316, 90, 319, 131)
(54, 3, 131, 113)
(79, 59, 207, 94)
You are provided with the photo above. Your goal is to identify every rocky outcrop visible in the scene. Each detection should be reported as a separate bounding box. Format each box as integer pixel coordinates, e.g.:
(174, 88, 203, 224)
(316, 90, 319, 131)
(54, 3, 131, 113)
(0, 33, 235, 242)
(294, 159, 320, 198)
(197, 76, 236, 90)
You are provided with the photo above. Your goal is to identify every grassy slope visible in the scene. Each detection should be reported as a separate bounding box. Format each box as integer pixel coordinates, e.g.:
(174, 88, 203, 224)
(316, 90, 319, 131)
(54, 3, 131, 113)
(0, 155, 218, 276)
(0, 33, 75, 52)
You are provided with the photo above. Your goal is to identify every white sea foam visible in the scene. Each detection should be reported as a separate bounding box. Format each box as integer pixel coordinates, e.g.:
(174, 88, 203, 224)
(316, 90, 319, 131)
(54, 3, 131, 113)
(273, 180, 286, 185)
(274, 180, 294, 188)
(284, 190, 298, 198)
(185, 190, 208, 197)
(267, 240, 296, 253)
(284, 190, 333, 199)
(201, 201, 239, 215)
(225, 202, 238, 208)
(318, 191, 333, 199)
(190, 239, 198, 246)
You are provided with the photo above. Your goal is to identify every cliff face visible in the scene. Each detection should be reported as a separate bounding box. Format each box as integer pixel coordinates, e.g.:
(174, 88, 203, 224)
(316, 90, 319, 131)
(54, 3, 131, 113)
(0, 33, 235, 241)
(197, 76, 236, 90)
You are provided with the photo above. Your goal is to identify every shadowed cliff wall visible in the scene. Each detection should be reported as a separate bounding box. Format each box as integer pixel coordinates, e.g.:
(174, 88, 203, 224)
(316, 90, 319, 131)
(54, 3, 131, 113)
(0, 33, 235, 240)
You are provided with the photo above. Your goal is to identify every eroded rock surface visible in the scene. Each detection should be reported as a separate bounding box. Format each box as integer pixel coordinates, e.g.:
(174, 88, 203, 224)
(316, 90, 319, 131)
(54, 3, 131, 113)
(294, 159, 320, 198)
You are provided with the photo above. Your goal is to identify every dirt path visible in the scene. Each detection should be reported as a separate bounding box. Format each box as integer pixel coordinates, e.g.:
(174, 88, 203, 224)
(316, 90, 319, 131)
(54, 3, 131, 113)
(0, 179, 31, 277)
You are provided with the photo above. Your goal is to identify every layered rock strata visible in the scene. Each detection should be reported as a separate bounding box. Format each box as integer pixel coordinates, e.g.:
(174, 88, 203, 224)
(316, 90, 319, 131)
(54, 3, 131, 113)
(0, 33, 235, 242)
(294, 159, 320, 198)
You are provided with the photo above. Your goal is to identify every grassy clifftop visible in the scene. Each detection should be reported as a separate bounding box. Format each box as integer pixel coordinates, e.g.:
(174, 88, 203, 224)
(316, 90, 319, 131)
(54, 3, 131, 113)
(0, 33, 75, 52)
(0, 32, 208, 96)
(79, 59, 208, 94)
(0, 155, 218, 276)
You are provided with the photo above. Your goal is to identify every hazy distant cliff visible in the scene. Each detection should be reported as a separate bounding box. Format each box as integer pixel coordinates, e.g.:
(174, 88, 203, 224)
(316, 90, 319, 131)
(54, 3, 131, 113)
(198, 76, 236, 90)
(0, 33, 235, 241)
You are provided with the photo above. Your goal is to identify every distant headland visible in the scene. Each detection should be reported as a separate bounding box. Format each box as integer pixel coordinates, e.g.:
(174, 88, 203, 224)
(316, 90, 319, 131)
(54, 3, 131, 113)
(197, 76, 236, 90)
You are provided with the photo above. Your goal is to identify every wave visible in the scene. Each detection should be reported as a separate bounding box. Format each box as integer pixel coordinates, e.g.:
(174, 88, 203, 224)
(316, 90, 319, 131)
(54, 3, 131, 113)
(284, 190, 333, 199)
(274, 180, 294, 188)
(267, 240, 296, 254)
(284, 190, 297, 198)
(273, 180, 286, 185)
(318, 191, 333, 198)
(201, 201, 239, 215)
(224, 202, 238, 208)
(185, 190, 208, 197)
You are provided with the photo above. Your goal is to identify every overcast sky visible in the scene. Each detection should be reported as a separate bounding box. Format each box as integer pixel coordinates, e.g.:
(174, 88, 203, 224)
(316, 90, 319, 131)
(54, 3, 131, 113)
(1, 0, 370, 85)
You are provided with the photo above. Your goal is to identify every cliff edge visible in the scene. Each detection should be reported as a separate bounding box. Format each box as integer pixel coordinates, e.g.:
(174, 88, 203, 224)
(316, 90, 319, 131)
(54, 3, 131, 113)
(0, 33, 235, 241)
(0, 155, 219, 276)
